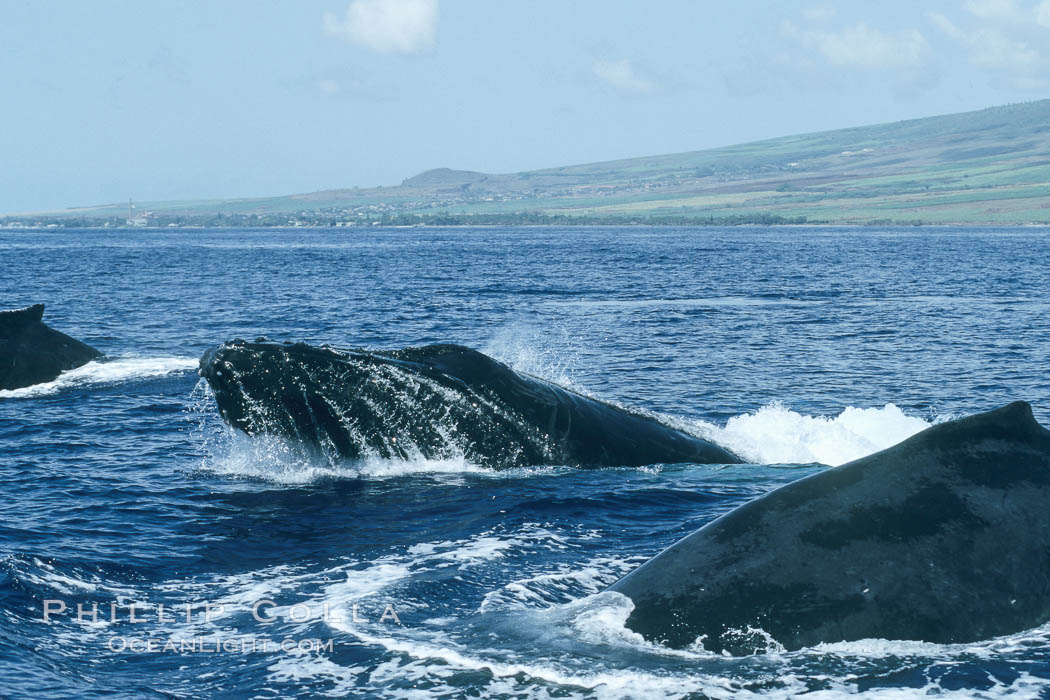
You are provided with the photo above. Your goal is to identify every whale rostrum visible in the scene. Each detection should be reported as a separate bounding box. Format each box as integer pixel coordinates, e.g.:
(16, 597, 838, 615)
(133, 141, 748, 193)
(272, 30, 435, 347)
(198, 339, 743, 469)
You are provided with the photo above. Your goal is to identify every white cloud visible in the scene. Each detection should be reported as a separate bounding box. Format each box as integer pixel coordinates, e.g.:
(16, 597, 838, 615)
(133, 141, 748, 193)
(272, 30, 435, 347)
(802, 5, 836, 22)
(1035, 0, 1050, 27)
(319, 79, 341, 94)
(592, 59, 653, 94)
(930, 9, 1046, 87)
(784, 21, 928, 68)
(965, 0, 1019, 20)
(970, 32, 1038, 70)
(929, 12, 964, 40)
(323, 0, 437, 54)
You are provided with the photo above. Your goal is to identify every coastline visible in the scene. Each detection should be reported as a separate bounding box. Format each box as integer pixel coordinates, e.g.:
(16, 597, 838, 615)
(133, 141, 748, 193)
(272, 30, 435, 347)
(4, 222, 1050, 231)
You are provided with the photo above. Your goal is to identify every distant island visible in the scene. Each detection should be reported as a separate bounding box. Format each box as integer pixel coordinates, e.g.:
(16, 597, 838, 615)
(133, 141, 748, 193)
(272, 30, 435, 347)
(7, 99, 1050, 228)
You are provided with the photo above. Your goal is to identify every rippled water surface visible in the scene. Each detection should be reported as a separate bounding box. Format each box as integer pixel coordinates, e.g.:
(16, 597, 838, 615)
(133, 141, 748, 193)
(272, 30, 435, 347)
(1, 226, 1049, 698)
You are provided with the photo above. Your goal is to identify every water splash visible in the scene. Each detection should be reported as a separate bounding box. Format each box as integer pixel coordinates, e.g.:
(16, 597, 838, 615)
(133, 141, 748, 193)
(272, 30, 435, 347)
(483, 325, 581, 390)
(683, 402, 947, 466)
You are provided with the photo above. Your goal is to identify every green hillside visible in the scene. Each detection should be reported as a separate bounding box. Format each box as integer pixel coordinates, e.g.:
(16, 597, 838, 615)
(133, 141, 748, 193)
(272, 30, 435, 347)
(15, 99, 1050, 226)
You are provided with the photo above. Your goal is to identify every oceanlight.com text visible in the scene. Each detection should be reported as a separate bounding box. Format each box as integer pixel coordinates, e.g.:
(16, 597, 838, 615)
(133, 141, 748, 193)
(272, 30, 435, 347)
(107, 636, 334, 654)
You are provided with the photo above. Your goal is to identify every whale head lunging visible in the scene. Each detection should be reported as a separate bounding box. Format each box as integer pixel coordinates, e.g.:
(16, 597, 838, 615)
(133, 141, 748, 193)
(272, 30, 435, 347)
(198, 339, 743, 469)
(198, 339, 565, 466)
(198, 340, 282, 438)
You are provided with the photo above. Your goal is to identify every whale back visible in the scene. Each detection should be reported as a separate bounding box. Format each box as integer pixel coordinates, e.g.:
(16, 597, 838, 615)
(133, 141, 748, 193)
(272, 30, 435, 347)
(383, 343, 743, 466)
(199, 340, 743, 469)
(0, 303, 45, 331)
(0, 304, 102, 391)
(609, 401, 1050, 653)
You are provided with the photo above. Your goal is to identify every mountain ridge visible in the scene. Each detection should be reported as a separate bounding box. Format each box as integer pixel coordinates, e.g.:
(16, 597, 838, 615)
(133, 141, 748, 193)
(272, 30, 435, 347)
(9, 99, 1050, 226)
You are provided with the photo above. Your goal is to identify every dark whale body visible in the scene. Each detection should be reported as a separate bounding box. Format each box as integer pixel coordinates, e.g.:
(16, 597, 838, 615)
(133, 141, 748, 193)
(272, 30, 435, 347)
(199, 339, 742, 469)
(608, 401, 1050, 654)
(0, 304, 102, 391)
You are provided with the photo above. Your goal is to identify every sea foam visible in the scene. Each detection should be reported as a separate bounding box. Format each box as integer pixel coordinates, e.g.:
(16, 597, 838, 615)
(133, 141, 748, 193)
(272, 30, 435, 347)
(0, 356, 198, 399)
(686, 402, 945, 467)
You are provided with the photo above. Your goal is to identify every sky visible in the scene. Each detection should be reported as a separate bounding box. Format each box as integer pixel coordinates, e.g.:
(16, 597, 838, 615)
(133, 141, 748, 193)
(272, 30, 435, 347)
(2, 0, 1050, 213)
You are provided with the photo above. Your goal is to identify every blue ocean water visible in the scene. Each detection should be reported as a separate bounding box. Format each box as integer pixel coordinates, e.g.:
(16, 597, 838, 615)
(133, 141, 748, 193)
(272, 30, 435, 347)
(1, 226, 1049, 698)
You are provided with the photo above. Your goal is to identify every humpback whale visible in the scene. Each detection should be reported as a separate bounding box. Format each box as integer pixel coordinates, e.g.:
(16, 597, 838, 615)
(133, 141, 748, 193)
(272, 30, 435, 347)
(608, 401, 1050, 654)
(199, 339, 742, 469)
(0, 304, 102, 391)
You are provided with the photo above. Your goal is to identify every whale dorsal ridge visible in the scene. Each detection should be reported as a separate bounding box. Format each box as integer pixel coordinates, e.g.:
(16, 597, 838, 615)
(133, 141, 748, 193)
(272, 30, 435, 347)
(0, 304, 45, 331)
